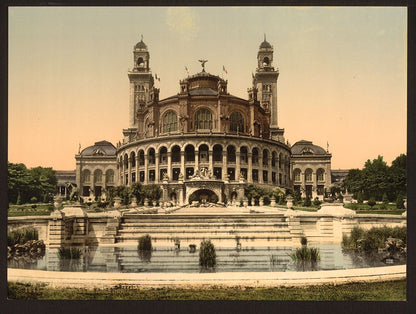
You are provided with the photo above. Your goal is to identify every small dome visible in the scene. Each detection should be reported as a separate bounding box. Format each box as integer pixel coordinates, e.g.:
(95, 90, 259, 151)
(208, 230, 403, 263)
(134, 39, 148, 50)
(260, 40, 272, 49)
(291, 140, 327, 155)
(81, 140, 116, 156)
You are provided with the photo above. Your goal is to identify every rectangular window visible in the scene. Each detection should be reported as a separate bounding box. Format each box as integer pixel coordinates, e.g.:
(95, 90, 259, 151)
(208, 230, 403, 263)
(139, 171, 145, 182)
(214, 167, 222, 179)
(252, 169, 258, 182)
(149, 170, 155, 182)
(160, 169, 167, 180)
(186, 167, 194, 179)
(227, 168, 235, 181)
(263, 170, 268, 183)
(240, 168, 247, 180)
(272, 172, 276, 183)
(172, 168, 180, 181)
(132, 172, 136, 183)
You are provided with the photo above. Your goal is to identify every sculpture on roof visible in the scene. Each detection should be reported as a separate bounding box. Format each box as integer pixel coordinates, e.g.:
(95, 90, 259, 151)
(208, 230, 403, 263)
(198, 59, 208, 72)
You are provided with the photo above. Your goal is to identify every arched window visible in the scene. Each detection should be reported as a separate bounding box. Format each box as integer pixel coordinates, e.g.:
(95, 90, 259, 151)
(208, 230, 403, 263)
(227, 145, 236, 163)
(130, 152, 136, 168)
(171, 145, 181, 163)
(148, 148, 155, 165)
(317, 168, 325, 182)
(229, 112, 244, 132)
(195, 109, 212, 130)
(124, 154, 129, 169)
(305, 169, 313, 182)
(294, 169, 301, 182)
(162, 111, 178, 133)
(94, 169, 103, 184)
(213, 144, 223, 162)
(82, 170, 91, 183)
(106, 169, 115, 184)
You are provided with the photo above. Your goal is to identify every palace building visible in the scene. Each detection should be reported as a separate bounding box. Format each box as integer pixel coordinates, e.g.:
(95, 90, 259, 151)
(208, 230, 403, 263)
(75, 37, 332, 204)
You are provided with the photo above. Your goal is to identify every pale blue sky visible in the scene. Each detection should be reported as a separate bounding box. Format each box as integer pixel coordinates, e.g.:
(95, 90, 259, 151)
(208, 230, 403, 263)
(9, 6, 407, 170)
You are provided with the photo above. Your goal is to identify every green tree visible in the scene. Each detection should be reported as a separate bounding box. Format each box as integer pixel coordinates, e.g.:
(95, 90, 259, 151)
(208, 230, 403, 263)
(112, 185, 130, 205)
(361, 156, 389, 201)
(342, 168, 363, 196)
(129, 182, 143, 204)
(357, 191, 363, 204)
(396, 193, 405, 209)
(29, 166, 57, 203)
(8, 163, 32, 204)
(142, 184, 162, 202)
(389, 154, 406, 201)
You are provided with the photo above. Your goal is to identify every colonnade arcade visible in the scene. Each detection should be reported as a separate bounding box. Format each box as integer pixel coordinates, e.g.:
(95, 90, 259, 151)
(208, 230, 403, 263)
(118, 142, 290, 188)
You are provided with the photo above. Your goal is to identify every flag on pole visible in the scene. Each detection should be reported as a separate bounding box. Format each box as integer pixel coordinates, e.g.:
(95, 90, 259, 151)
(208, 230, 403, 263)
(155, 74, 160, 82)
(185, 66, 189, 75)
(222, 65, 228, 74)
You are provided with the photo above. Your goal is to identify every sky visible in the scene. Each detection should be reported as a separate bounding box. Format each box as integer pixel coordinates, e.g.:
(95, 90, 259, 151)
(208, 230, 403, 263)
(8, 6, 407, 171)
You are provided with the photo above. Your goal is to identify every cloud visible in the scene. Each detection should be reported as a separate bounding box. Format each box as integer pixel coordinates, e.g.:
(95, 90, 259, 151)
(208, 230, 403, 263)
(166, 7, 200, 41)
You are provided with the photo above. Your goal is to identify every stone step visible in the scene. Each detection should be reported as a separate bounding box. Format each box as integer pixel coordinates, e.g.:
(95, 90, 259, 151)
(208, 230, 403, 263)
(119, 221, 289, 228)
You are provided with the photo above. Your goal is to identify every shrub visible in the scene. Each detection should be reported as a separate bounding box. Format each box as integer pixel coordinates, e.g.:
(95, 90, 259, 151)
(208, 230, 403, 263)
(367, 197, 376, 208)
(138, 234, 152, 251)
(313, 197, 321, 206)
(7, 228, 38, 247)
(396, 194, 405, 209)
(199, 239, 217, 268)
(30, 197, 38, 203)
(342, 226, 407, 252)
(303, 196, 311, 207)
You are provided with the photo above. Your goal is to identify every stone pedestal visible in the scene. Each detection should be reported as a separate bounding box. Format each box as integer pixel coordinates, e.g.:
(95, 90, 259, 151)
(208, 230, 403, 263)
(270, 198, 276, 207)
(130, 197, 137, 207)
(113, 197, 121, 208)
(286, 196, 293, 209)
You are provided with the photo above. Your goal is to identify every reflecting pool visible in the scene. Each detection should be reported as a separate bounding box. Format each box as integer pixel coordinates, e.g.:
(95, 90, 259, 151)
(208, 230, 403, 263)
(7, 243, 405, 273)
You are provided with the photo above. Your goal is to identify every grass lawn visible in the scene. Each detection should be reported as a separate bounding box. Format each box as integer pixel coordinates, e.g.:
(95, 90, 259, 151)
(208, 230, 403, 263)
(7, 280, 406, 300)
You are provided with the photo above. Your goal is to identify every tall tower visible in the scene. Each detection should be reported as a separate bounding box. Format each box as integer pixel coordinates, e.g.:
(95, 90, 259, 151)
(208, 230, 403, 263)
(253, 35, 284, 142)
(127, 36, 154, 130)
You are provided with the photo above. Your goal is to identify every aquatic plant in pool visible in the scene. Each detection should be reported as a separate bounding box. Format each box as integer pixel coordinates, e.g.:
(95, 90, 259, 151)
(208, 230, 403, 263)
(57, 247, 82, 259)
(138, 234, 152, 251)
(199, 239, 217, 269)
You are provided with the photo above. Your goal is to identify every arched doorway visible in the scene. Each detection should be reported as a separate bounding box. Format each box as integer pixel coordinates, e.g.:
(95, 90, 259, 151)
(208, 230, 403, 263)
(188, 189, 219, 204)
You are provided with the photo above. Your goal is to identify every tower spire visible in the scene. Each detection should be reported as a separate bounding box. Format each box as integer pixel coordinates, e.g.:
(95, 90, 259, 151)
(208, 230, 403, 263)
(264, 33, 266, 41)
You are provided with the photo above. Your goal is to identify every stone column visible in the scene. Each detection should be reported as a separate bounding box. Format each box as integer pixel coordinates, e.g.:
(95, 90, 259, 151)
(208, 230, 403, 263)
(155, 153, 160, 183)
(268, 156, 272, 184)
(312, 171, 317, 199)
(258, 156, 263, 184)
(135, 155, 139, 181)
(103, 173, 107, 190)
(167, 151, 172, 179)
(208, 150, 213, 175)
(128, 157, 132, 186)
(236, 151, 241, 180)
(195, 150, 199, 174)
(222, 151, 227, 180)
(180, 151, 185, 178)
(144, 154, 149, 184)
(301, 171, 305, 197)
(248, 152, 253, 182)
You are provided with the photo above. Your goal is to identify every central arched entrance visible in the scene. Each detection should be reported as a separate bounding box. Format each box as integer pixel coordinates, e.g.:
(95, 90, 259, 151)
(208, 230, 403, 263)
(188, 189, 219, 204)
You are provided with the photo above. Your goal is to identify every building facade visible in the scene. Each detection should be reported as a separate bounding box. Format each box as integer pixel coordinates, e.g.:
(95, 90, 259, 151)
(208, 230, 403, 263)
(291, 140, 332, 199)
(75, 37, 331, 204)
